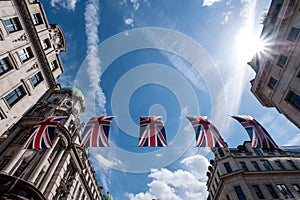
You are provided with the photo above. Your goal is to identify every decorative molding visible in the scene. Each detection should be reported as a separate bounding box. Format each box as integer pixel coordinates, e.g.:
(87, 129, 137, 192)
(26, 62, 39, 72)
(12, 33, 27, 42)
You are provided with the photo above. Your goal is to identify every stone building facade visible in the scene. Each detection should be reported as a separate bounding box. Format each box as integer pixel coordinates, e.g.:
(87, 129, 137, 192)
(206, 142, 300, 200)
(0, 0, 65, 136)
(0, 0, 103, 199)
(248, 0, 300, 128)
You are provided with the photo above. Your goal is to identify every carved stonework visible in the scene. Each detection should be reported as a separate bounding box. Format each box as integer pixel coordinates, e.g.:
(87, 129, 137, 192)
(26, 62, 39, 72)
(12, 33, 27, 42)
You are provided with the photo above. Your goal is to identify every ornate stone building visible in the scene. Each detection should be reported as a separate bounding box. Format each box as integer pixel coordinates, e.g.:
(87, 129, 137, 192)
(0, 0, 103, 199)
(248, 0, 300, 128)
(206, 142, 300, 200)
(0, 0, 65, 136)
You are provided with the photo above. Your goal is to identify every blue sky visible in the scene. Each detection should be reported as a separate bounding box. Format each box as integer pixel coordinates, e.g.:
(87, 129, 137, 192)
(41, 0, 299, 199)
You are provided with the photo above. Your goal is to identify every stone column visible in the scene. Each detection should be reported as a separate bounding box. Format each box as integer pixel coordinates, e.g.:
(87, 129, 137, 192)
(2, 148, 26, 174)
(39, 148, 65, 193)
(27, 137, 60, 183)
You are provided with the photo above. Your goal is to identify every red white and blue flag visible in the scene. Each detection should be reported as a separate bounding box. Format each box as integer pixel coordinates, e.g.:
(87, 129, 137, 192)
(24, 116, 66, 149)
(186, 116, 225, 147)
(81, 116, 113, 147)
(139, 116, 167, 147)
(231, 115, 278, 149)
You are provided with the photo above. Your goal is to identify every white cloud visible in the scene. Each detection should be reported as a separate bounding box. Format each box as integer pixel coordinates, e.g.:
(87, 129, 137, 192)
(126, 155, 209, 200)
(202, 0, 221, 7)
(84, 0, 107, 115)
(50, 0, 77, 11)
(130, 0, 140, 10)
(221, 11, 233, 24)
(124, 18, 135, 27)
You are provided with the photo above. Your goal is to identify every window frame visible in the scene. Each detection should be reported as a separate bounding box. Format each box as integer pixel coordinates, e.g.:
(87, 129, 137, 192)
(286, 91, 300, 110)
(41, 38, 51, 50)
(277, 184, 294, 198)
(252, 185, 265, 199)
(31, 13, 43, 26)
(4, 85, 26, 107)
(287, 160, 298, 170)
(50, 60, 59, 71)
(3, 17, 22, 33)
(17, 47, 34, 63)
(277, 54, 288, 68)
(252, 161, 261, 171)
(266, 184, 279, 199)
(287, 27, 300, 42)
(240, 161, 249, 172)
(0, 57, 13, 76)
(224, 162, 233, 173)
(30, 72, 43, 87)
(275, 161, 285, 170)
(267, 77, 278, 89)
(261, 160, 274, 171)
(234, 186, 246, 200)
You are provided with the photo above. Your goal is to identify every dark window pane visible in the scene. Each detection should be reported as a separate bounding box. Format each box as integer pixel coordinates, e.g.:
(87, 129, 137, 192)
(266, 184, 279, 199)
(0, 57, 12, 76)
(31, 13, 43, 25)
(252, 161, 261, 171)
(287, 27, 300, 42)
(234, 186, 246, 200)
(30, 72, 43, 87)
(4, 17, 22, 33)
(261, 160, 274, 171)
(218, 148, 225, 157)
(287, 92, 300, 110)
(240, 162, 249, 172)
(50, 60, 59, 71)
(4, 86, 26, 107)
(268, 77, 277, 89)
(252, 185, 265, 199)
(224, 162, 232, 173)
(277, 55, 288, 67)
(287, 160, 298, 170)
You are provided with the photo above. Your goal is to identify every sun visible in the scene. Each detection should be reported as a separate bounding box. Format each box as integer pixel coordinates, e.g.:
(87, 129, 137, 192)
(235, 30, 266, 60)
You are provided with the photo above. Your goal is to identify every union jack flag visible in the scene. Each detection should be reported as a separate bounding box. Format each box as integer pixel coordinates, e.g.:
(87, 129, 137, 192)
(186, 116, 225, 147)
(24, 116, 66, 149)
(139, 116, 167, 147)
(231, 115, 278, 149)
(81, 116, 113, 147)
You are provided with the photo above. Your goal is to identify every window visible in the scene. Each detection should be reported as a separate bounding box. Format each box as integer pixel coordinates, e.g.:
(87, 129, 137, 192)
(50, 60, 59, 71)
(277, 55, 288, 67)
(266, 184, 279, 199)
(292, 184, 300, 194)
(76, 187, 82, 200)
(4, 86, 26, 107)
(234, 186, 246, 200)
(13, 159, 28, 177)
(253, 148, 263, 156)
(224, 162, 232, 173)
(261, 160, 274, 171)
(240, 162, 249, 172)
(41, 38, 51, 50)
(31, 13, 43, 25)
(17, 47, 33, 62)
(252, 161, 261, 171)
(287, 160, 298, 170)
(4, 17, 22, 33)
(287, 92, 300, 110)
(0, 57, 12, 76)
(226, 194, 230, 200)
(275, 161, 285, 170)
(253, 185, 265, 199)
(218, 148, 225, 157)
(277, 184, 294, 198)
(30, 72, 43, 87)
(268, 77, 277, 89)
(287, 27, 300, 42)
